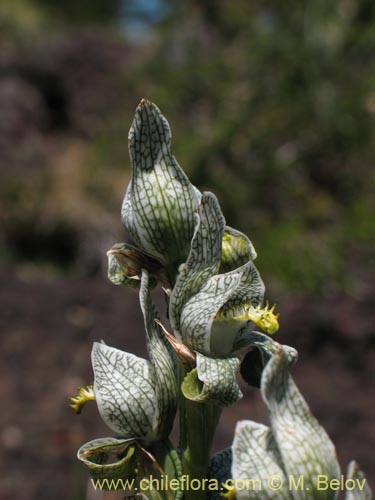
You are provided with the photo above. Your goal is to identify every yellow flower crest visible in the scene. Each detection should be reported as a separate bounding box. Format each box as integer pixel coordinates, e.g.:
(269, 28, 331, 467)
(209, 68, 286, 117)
(215, 300, 279, 335)
(247, 301, 279, 335)
(70, 385, 95, 414)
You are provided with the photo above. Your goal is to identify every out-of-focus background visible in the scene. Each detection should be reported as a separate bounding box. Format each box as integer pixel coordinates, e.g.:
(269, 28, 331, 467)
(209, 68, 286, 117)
(0, 1, 374, 498)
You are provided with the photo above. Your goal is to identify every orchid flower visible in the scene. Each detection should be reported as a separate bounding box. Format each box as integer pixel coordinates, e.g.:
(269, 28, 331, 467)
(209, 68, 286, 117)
(72, 272, 180, 498)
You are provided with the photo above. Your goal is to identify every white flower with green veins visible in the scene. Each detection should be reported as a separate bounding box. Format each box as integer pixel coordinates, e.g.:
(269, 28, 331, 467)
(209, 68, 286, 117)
(121, 99, 201, 280)
(169, 192, 295, 407)
(208, 348, 372, 500)
(72, 271, 181, 498)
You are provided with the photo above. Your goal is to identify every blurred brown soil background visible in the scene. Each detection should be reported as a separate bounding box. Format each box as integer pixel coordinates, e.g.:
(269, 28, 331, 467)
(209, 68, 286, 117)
(0, 1, 374, 499)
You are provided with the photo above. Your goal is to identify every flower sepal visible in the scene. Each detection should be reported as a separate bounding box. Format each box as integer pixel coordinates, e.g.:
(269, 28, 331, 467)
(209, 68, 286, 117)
(107, 242, 168, 289)
(78, 437, 182, 500)
(121, 99, 201, 279)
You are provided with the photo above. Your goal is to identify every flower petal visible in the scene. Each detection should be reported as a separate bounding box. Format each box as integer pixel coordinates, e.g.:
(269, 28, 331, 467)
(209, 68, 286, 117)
(92, 342, 159, 443)
(121, 99, 200, 273)
(237, 331, 297, 388)
(261, 349, 341, 500)
(139, 270, 178, 440)
(232, 421, 290, 499)
(78, 438, 178, 499)
(345, 461, 373, 500)
(220, 226, 257, 273)
(180, 270, 242, 355)
(77, 437, 138, 486)
(107, 242, 164, 288)
(169, 191, 225, 337)
(181, 353, 242, 407)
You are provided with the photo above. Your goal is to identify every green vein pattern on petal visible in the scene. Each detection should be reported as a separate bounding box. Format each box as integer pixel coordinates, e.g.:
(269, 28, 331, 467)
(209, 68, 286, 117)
(107, 242, 164, 289)
(182, 353, 242, 407)
(180, 270, 242, 355)
(122, 99, 200, 272)
(261, 349, 341, 500)
(92, 342, 159, 443)
(220, 226, 257, 273)
(139, 270, 178, 440)
(344, 461, 373, 500)
(169, 191, 225, 337)
(77, 437, 138, 484)
(232, 421, 290, 500)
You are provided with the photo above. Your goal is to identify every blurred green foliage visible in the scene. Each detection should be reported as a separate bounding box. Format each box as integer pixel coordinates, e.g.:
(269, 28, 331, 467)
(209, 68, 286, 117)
(0, 0, 373, 296)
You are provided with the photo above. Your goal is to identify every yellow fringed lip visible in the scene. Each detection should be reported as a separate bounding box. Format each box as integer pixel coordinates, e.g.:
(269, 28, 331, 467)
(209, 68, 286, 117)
(215, 300, 279, 335)
(246, 301, 280, 335)
(70, 385, 95, 414)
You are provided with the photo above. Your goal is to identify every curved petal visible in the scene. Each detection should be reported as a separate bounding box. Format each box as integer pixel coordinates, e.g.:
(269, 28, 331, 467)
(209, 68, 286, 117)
(261, 349, 341, 500)
(181, 353, 242, 407)
(237, 331, 297, 388)
(77, 437, 138, 485)
(92, 342, 159, 444)
(170, 193, 265, 357)
(107, 242, 164, 288)
(180, 270, 242, 355)
(78, 438, 179, 499)
(232, 421, 290, 499)
(220, 226, 257, 273)
(139, 271, 178, 440)
(169, 191, 225, 337)
(345, 461, 373, 500)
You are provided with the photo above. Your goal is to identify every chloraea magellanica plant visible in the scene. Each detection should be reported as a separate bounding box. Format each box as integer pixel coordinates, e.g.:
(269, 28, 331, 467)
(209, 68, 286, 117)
(71, 99, 372, 500)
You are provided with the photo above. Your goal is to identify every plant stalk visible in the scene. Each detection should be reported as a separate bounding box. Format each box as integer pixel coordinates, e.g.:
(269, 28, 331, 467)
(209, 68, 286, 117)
(179, 364, 222, 500)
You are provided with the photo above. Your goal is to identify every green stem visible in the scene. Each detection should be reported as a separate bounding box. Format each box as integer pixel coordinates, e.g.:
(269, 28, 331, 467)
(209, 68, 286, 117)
(179, 364, 222, 500)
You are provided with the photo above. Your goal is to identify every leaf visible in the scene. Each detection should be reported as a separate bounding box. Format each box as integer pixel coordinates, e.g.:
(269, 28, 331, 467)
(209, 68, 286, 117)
(261, 348, 341, 500)
(345, 461, 373, 500)
(232, 421, 290, 499)
(181, 353, 242, 407)
(139, 270, 178, 440)
(92, 342, 159, 443)
(121, 99, 200, 273)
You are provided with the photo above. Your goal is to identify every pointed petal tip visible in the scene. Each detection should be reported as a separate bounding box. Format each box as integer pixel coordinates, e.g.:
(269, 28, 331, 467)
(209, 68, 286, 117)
(139, 97, 154, 109)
